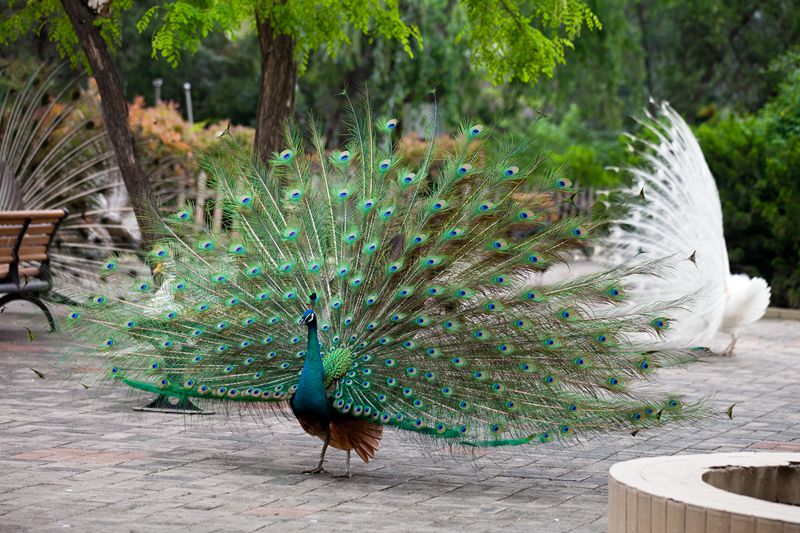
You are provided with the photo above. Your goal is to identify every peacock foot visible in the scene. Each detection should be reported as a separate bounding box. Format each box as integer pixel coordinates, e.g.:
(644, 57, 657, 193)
(302, 466, 326, 474)
(332, 451, 353, 478)
(720, 335, 738, 357)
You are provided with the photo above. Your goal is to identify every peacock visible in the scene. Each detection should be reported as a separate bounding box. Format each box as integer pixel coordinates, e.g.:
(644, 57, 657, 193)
(600, 102, 771, 355)
(61, 102, 708, 477)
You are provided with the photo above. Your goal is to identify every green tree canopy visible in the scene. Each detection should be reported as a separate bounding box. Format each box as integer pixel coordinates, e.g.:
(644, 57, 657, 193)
(1, 0, 132, 68)
(137, 0, 599, 84)
(696, 64, 800, 307)
(2, 0, 602, 89)
(137, 0, 421, 70)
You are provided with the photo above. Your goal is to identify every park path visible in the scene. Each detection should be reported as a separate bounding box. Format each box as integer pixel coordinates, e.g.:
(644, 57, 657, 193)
(1, 301, 799, 532)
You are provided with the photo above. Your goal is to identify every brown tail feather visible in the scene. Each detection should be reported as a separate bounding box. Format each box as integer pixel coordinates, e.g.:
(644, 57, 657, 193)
(329, 419, 383, 463)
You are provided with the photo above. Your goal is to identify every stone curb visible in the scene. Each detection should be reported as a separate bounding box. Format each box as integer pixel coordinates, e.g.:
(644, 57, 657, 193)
(764, 307, 800, 320)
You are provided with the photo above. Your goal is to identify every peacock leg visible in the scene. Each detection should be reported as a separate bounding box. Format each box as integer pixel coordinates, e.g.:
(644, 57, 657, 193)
(332, 450, 352, 479)
(302, 433, 330, 474)
(721, 334, 738, 357)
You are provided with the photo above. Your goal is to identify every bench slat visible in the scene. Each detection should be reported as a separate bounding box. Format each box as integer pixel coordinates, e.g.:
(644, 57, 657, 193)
(0, 216, 63, 225)
(1, 245, 49, 254)
(0, 234, 51, 247)
(0, 225, 25, 237)
(20, 235, 53, 246)
(0, 209, 66, 287)
(0, 244, 48, 258)
(17, 245, 48, 257)
(0, 265, 40, 278)
(0, 209, 66, 222)
(0, 223, 56, 237)
(23, 222, 59, 233)
(0, 252, 47, 262)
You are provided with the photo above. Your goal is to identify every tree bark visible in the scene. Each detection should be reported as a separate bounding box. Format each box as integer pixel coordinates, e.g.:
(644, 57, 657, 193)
(255, 14, 298, 165)
(59, 0, 159, 248)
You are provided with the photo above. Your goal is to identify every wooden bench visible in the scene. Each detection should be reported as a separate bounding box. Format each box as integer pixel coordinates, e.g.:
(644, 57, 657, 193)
(0, 209, 68, 331)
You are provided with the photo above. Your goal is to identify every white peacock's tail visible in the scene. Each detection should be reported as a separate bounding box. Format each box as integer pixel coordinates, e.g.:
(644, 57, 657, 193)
(599, 101, 770, 346)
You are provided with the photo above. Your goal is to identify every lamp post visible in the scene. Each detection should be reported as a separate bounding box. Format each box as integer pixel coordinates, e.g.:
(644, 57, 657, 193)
(183, 82, 194, 125)
(152, 78, 163, 105)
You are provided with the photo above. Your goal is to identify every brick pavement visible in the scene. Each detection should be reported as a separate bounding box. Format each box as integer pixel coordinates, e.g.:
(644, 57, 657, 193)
(1, 300, 799, 532)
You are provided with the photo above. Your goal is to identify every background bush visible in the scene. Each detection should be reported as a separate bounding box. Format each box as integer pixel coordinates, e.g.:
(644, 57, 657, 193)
(696, 68, 800, 307)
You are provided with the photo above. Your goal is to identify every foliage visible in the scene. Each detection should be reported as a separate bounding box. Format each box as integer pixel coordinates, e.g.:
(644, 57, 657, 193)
(1, 0, 601, 134)
(511, 105, 624, 188)
(0, 0, 134, 71)
(498, 105, 626, 189)
(60, 77, 252, 177)
(297, 0, 517, 136)
(127, 96, 239, 159)
(540, 0, 800, 129)
(5, 0, 798, 132)
(137, 0, 421, 70)
(116, 4, 261, 126)
(298, 0, 602, 143)
(458, 0, 600, 85)
(695, 68, 800, 307)
(139, 0, 599, 83)
(537, 1, 647, 131)
(642, 0, 800, 116)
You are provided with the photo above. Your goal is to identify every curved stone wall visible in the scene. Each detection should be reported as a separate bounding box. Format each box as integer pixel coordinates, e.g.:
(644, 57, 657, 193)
(608, 452, 800, 532)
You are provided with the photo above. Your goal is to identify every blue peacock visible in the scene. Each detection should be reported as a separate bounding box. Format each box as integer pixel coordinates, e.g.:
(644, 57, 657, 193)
(62, 104, 707, 477)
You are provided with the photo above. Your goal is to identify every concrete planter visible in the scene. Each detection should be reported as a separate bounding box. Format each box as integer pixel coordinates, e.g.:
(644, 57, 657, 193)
(608, 452, 800, 532)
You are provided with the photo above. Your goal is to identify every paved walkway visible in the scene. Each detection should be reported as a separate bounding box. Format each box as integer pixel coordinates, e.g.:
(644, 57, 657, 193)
(1, 301, 799, 532)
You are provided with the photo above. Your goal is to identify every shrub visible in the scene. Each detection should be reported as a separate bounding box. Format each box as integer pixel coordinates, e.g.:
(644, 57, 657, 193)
(696, 69, 800, 307)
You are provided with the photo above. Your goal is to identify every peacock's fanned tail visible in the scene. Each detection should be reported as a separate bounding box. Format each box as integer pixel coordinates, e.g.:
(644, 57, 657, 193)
(63, 101, 708, 447)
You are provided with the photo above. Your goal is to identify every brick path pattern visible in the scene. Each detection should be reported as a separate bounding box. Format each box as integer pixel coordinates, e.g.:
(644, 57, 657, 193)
(1, 301, 798, 532)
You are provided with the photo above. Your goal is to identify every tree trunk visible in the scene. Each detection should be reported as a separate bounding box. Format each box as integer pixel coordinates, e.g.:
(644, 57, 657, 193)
(59, 0, 159, 248)
(255, 14, 298, 165)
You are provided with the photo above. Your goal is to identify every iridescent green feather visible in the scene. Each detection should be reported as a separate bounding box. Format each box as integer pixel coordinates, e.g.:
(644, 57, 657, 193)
(60, 99, 708, 448)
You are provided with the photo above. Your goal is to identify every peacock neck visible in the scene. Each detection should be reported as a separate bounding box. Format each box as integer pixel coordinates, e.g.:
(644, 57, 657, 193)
(292, 322, 329, 419)
(304, 323, 322, 371)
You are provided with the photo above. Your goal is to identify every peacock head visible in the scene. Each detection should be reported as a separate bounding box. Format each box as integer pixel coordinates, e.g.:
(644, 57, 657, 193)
(300, 309, 317, 327)
(300, 293, 318, 327)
